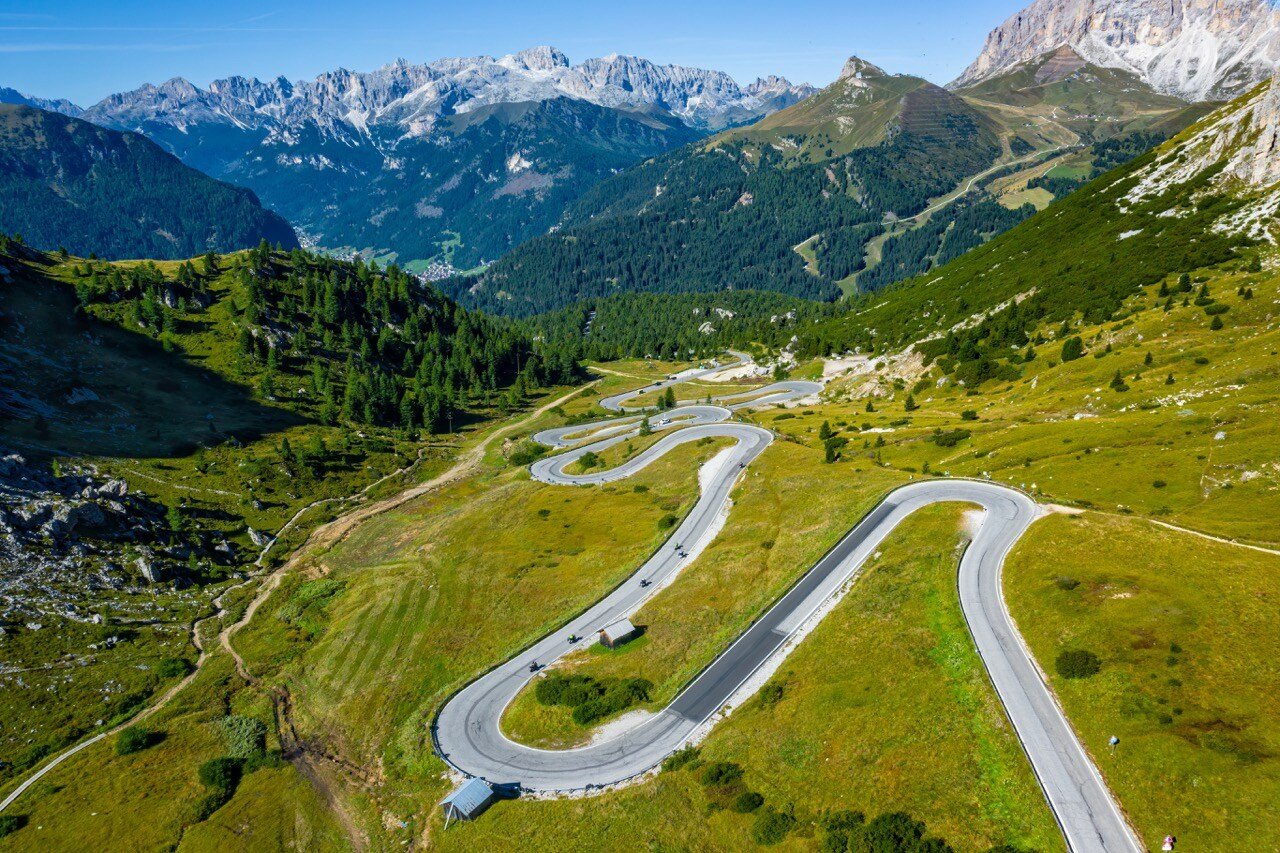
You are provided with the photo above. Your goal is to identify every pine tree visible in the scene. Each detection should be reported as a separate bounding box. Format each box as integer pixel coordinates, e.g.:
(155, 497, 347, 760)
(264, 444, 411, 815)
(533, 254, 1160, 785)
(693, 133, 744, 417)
(1060, 336, 1085, 362)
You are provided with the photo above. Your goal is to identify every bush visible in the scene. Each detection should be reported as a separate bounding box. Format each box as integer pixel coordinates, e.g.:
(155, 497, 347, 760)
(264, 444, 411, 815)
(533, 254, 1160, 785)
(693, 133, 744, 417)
(1061, 336, 1085, 362)
(537, 673, 652, 726)
(863, 812, 939, 851)
(820, 810, 867, 852)
(535, 673, 596, 706)
(116, 726, 155, 755)
(0, 814, 27, 838)
(1055, 649, 1102, 679)
(219, 714, 268, 759)
(731, 790, 765, 813)
(657, 513, 678, 531)
(700, 761, 744, 787)
(960, 409, 978, 421)
(188, 788, 232, 823)
(197, 756, 242, 791)
(508, 441, 547, 466)
(156, 657, 193, 679)
(758, 679, 785, 707)
(932, 428, 971, 448)
(751, 805, 797, 845)
(662, 744, 700, 772)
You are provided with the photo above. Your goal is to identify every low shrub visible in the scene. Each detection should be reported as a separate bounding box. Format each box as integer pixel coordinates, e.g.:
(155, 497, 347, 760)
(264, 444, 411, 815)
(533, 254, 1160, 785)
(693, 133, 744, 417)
(662, 744, 700, 772)
(0, 815, 27, 838)
(731, 790, 765, 813)
(1055, 649, 1102, 679)
(508, 441, 547, 466)
(535, 672, 653, 727)
(751, 805, 797, 845)
(198, 756, 242, 791)
(758, 679, 785, 708)
(700, 761, 744, 787)
(155, 657, 193, 679)
(116, 726, 157, 755)
(931, 428, 972, 448)
(219, 714, 267, 759)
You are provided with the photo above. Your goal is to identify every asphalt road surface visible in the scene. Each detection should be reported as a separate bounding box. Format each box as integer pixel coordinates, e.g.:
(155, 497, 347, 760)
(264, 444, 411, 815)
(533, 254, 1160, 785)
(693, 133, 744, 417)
(433, 366, 1140, 853)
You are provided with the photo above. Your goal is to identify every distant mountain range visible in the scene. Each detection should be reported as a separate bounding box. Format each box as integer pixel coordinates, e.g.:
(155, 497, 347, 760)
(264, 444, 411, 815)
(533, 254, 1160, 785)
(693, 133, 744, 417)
(1, 48, 813, 272)
(0, 104, 297, 260)
(954, 0, 1280, 101)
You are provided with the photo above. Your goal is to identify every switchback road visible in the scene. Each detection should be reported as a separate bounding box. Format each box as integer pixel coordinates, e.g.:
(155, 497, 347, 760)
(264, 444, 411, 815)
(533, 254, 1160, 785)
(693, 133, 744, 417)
(432, 365, 1140, 853)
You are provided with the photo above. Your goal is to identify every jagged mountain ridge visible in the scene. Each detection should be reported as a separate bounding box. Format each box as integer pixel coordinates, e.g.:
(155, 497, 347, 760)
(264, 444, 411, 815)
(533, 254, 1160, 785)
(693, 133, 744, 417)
(1121, 75, 1280, 243)
(953, 0, 1280, 102)
(76, 46, 813, 137)
(10, 47, 811, 270)
(0, 87, 83, 118)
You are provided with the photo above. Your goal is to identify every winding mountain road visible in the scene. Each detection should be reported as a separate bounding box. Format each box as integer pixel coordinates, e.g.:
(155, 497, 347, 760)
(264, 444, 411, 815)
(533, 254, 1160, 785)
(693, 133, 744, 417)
(433, 366, 1141, 852)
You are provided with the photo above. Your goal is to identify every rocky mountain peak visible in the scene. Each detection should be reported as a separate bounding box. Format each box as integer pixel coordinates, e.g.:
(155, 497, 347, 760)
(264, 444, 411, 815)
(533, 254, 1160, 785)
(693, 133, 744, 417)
(77, 47, 813, 136)
(952, 0, 1280, 101)
(839, 56, 889, 81)
(501, 45, 572, 73)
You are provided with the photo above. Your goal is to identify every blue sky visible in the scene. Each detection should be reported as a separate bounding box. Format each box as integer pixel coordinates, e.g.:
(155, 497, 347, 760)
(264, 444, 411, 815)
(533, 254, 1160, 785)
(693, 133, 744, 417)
(0, 0, 1024, 106)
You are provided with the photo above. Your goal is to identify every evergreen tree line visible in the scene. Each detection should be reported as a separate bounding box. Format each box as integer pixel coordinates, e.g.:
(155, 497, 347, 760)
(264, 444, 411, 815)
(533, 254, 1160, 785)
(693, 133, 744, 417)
(69, 241, 583, 432)
(857, 197, 1037, 292)
(526, 290, 839, 361)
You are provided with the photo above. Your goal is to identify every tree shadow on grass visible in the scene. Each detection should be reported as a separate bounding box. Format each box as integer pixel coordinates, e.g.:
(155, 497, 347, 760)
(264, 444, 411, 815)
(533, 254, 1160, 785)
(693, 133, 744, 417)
(0, 269, 304, 461)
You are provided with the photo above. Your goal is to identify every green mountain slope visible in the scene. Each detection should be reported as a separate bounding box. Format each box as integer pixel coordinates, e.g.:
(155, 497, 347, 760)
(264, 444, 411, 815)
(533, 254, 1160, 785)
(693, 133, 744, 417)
(443, 59, 1005, 316)
(795, 79, 1278, 366)
(0, 105, 298, 260)
(956, 46, 1208, 145)
(445, 49, 1218, 317)
(0, 238, 584, 782)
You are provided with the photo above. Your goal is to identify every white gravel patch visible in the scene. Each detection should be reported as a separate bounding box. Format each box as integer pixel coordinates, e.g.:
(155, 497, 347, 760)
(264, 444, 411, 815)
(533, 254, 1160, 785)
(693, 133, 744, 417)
(586, 709, 654, 746)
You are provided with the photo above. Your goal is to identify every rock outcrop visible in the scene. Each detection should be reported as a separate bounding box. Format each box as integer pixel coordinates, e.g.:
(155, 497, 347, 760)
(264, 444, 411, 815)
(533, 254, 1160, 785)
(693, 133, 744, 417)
(1122, 76, 1280, 242)
(953, 0, 1280, 101)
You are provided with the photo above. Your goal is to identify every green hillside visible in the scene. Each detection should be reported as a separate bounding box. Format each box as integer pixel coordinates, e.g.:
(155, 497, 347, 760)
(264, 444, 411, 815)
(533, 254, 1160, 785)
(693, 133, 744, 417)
(794, 82, 1274, 365)
(0, 239, 584, 795)
(957, 46, 1206, 144)
(0, 104, 298, 260)
(444, 62, 1006, 316)
(444, 49, 1213, 316)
